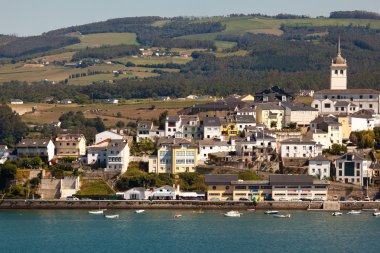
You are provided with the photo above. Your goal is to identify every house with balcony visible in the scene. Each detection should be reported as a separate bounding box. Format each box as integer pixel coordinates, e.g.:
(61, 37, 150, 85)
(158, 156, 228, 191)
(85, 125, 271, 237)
(105, 139, 130, 173)
(16, 139, 55, 162)
(55, 134, 86, 159)
(149, 138, 198, 174)
(308, 155, 331, 180)
(256, 103, 284, 130)
(280, 138, 322, 159)
(335, 153, 372, 186)
(310, 116, 343, 148)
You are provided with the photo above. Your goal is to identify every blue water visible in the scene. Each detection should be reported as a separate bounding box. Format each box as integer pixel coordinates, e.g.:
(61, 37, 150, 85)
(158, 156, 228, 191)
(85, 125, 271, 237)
(0, 210, 379, 253)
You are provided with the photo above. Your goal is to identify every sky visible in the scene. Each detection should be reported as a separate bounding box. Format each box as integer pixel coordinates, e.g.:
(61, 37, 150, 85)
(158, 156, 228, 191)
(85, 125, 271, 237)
(1, 0, 380, 36)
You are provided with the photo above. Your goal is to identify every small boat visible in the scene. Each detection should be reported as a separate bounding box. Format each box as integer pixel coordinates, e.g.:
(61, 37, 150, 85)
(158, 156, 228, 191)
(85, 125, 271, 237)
(192, 210, 205, 214)
(247, 208, 256, 212)
(105, 214, 119, 219)
(362, 208, 378, 212)
(135, 210, 145, 214)
(174, 214, 182, 218)
(332, 212, 343, 216)
(265, 210, 279, 214)
(224, 211, 241, 217)
(347, 210, 362, 215)
(373, 212, 380, 216)
(273, 214, 291, 218)
(88, 210, 104, 215)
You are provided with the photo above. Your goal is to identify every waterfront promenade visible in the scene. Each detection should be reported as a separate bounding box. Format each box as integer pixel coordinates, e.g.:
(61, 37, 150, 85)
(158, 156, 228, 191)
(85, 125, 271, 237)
(1, 199, 379, 210)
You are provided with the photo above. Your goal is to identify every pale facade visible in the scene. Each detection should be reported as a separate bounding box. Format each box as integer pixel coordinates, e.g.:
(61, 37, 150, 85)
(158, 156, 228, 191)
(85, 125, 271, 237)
(280, 139, 322, 159)
(55, 134, 86, 159)
(256, 104, 284, 130)
(335, 153, 372, 186)
(308, 156, 331, 180)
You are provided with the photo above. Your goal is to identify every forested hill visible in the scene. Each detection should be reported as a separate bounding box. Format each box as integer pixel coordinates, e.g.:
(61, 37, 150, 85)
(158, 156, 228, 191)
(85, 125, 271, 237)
(1, 12, 380, 102)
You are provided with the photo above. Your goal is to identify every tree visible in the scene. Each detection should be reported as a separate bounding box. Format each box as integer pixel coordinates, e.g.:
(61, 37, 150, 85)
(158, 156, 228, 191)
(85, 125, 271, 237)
(0, 104, 28, 146)
(115, 121, 125, 128)
(0, 163, 17, 190)
(158, 110, 168, 130)
(30, 157, 43, 169)
(326, 144, 347, 155)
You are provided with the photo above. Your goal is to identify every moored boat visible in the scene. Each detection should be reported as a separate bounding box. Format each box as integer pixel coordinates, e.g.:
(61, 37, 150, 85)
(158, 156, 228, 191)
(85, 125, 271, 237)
(247, 209, 255, 212)
(88, 210, 104, 215)
(135, 210, 145, 214)
(347, 210, 362, 215)
(105, 214, 119, 219)
(174, 214, 182, 218)
(224, 211, 241, 217)
(273, 214, 291, 218)
(362, 208, 378, 212)
(264, 210, 279, 214)
(373, 212, 380, 216)
(332, 212, 343, 216)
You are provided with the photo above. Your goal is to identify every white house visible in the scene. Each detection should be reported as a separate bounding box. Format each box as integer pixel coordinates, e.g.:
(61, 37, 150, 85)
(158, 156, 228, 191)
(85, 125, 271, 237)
(16, 139, 55, 163)
(202, 117, 221, 139)
(10, 99, 24, 105)
(280, 138, 322, 159)
(198, 139, 232, 162)
(281, 102, 319, 127)
(105, 140, 130, 174)
(151, 185, 176, 200)
(86, 140, 109, 165)
(335, 153, 372, 186)
(350, 110, 376, 131)
(95, 130, 124, 144)
(235, 115, 256, 131)
(124, 187, 149, 200)
(308, 155, 331, 180)
(137, 121, 165, 142)
(105, 99, 119, 104)
(0, 145, 9, 164)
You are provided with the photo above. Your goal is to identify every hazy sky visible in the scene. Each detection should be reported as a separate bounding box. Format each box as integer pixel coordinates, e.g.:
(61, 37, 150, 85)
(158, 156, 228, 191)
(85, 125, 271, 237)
(1, 0, 380, 36)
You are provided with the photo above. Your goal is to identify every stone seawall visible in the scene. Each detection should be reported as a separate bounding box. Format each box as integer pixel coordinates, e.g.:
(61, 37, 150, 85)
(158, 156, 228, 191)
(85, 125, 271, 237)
(1, 200, 379, 210)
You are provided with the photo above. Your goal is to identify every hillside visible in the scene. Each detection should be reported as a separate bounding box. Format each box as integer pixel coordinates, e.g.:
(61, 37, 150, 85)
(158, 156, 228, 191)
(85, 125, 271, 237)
(1, 13, 380, 101)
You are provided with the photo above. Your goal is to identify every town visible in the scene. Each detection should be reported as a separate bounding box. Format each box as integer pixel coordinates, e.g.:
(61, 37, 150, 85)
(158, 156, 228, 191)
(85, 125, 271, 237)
(1, 39, 380, 208)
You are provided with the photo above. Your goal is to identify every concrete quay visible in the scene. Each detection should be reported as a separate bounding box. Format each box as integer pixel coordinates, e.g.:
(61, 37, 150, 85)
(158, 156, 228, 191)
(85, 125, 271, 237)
(0, 199, 379, 210)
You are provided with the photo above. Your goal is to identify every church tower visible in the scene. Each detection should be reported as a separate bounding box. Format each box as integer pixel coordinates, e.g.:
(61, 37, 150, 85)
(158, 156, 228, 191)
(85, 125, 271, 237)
(330, 37, 347, 90)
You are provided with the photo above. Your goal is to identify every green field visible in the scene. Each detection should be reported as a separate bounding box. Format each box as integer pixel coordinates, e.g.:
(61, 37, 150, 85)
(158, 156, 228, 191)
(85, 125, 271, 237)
(66, 32, 139, 49)
(180, 17, 380, 42)
(114, 56, 191, 65)
(77, 179, 115, 195)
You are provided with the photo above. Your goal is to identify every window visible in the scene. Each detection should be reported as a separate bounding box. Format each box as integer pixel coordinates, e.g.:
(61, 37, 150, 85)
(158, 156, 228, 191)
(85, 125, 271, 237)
(225, 186, 230, 190)
(369, 104, 373, 108)
(335, 70, 338, 74)
(324, 103, 331, 108)
(369, 95, 373, 99)
(340, 70, 344, 74)
(356, 171, 360, 177)
(360, 95, 363, 99)
(212, 186, 216, 190)
(315, 104, 318, 109)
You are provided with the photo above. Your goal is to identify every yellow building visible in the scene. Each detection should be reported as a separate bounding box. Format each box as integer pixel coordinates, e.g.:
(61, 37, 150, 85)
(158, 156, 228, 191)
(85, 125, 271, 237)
(149, 138, 198, 174)
(221, 118, 239, 137)
(337, 116, 351, 141)
(55, 134, 86, 159)
(256, 104, 284, 130)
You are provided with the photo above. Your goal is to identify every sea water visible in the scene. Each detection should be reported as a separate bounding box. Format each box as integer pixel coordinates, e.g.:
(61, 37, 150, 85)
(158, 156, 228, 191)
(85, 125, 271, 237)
(0, 210, 379, 253)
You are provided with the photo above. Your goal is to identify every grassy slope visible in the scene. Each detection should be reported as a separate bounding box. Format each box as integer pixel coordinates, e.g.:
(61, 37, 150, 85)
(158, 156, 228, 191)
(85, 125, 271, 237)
(66, 33, 139, 49)
(19, 99, 212, 127)
(77, 179, 115, 195)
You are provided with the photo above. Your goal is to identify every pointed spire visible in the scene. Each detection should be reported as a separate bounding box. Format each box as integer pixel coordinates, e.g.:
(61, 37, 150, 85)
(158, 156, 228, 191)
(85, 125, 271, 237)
(337, 35, 341, 56)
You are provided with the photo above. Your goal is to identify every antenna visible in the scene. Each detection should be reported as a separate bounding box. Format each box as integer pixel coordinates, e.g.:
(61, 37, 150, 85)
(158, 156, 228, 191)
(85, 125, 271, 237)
(337, 35, 341, 56)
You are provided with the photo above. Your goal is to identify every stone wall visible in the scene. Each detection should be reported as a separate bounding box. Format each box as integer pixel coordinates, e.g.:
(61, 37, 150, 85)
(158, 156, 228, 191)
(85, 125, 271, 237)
(1, 200, 379, 210)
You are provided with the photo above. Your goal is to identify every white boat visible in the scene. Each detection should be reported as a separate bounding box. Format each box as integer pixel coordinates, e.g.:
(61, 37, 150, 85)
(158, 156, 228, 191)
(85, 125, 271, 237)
(105, 214, 119, 219)
(347, 210, 362, 215)
(273, 214, 291, 218)
(88, 210, 104, 215)
(264, 210, 279, 214)
(332, 212, 343, 216)
(247, 208, 255, 212)
(224, 211, 241, 217)
(373, 212, 380, 216)
(174, 214, 182, 218)
(135, 210, 145, 214)
(362, 208, 378, 212)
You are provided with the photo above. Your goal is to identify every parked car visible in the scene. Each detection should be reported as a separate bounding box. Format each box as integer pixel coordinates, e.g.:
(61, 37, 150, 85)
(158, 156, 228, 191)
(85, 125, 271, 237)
(209, 198, 220, 201)
(312, 198, 323, 202)
(278, 198, 288, 201)
(239, 198, 249, 201)
(339, 197, 345, 201)
(66, 196, 79, 201)
(290, 199, 302, 202)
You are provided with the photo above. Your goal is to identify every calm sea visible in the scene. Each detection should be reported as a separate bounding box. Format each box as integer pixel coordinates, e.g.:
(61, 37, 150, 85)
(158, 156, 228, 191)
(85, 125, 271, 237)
(0, 209, 379, 253)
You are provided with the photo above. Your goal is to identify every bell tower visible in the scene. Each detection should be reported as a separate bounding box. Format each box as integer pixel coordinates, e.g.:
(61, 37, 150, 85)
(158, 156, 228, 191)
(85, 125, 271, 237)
(330, 37, 347, 90)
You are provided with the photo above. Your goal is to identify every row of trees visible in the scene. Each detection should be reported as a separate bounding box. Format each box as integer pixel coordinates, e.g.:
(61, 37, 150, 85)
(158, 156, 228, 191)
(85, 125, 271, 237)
(330, 11, 380, 20)
(0, 104, 28, 146)
(72, 45, 140, 60)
